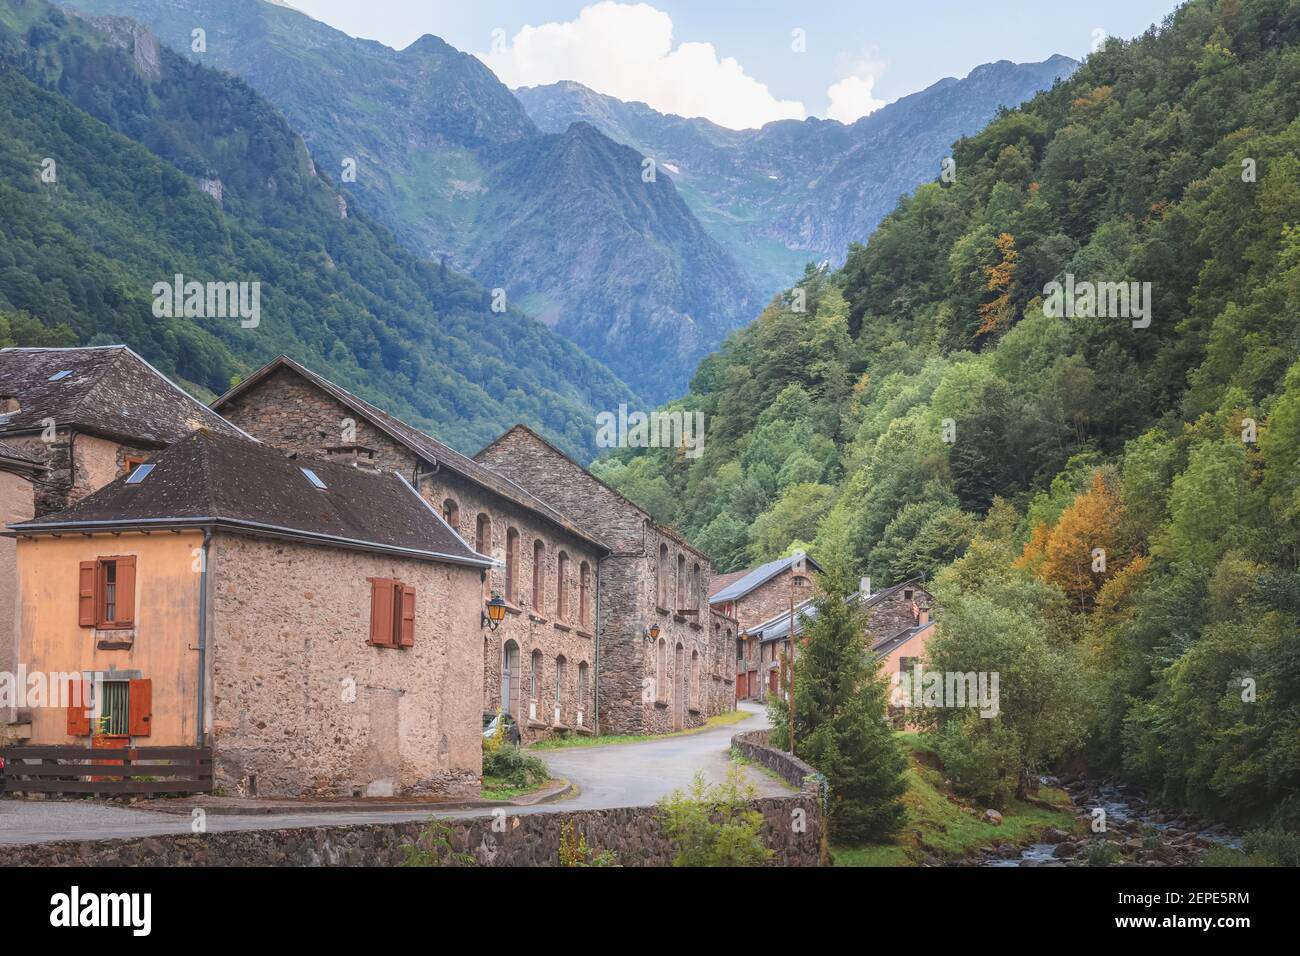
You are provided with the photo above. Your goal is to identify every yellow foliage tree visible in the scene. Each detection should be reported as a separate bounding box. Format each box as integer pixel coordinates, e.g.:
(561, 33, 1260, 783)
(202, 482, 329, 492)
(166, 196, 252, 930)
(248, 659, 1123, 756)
(977, 232, 1018, 335)
(1038, 471, 1131, 611)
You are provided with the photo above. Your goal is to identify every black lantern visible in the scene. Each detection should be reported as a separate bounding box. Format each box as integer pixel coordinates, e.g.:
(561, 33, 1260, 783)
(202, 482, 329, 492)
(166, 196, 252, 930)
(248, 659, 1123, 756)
(482, 592, 508, 630)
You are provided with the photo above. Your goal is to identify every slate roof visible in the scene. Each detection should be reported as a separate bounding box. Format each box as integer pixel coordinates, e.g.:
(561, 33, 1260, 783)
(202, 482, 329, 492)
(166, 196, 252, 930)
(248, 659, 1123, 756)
(0, 346, 244, 446)
(0, 439, 42, 474)
(212, 357, 609, 553)
(476, 423, 710, 561)
(753, 577, 930, 646)
(707, 554, 825, 604)
(6, 429, 493, 567)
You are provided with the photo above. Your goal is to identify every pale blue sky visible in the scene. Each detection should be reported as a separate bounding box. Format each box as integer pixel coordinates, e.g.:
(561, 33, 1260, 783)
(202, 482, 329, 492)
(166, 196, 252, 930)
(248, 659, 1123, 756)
(285, 0, 1182, 128)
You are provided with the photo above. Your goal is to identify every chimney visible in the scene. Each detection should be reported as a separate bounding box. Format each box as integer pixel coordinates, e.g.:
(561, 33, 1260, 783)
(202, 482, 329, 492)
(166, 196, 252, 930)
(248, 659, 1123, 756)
(860, 576, 871, 598)
(0, 396, 19, 415)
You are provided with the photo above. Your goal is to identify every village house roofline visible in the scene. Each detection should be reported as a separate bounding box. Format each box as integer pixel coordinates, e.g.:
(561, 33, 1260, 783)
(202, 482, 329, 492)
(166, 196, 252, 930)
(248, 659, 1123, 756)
(0, 438, 43, 475)
(752, 576, 930, 645)
(5, 429, 495, 568)
(707, 553, 825, 605)
(0, 345, 250, 445)
(211, 356, 611, 555)
(476, 423, 711, 562)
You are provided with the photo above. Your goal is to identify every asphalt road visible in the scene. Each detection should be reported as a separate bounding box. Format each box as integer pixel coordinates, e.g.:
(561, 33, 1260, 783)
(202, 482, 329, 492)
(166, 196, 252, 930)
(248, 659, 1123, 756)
(0, 704, 785, 846)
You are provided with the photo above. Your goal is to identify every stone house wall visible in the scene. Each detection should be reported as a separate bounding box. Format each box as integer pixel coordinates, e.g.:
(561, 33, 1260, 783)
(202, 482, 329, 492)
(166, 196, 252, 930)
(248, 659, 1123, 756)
(732, 567, 818, 635)
(217, 369, 605, 744)
(867, 583, 932, 642)
(475, 428, 733, 735)
(209, 534, 484, 799)
(3, 430, 152, 517)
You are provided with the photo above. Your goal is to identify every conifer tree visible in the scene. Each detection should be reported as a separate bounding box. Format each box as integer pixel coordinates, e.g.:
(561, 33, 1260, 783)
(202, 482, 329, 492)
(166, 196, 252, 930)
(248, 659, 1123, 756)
(768, 561, 908, 843)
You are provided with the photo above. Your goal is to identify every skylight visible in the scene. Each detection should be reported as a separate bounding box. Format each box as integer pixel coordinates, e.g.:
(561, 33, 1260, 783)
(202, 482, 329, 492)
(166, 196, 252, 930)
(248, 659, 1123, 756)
(48, 370, 72, 382)
(301, 467, 327, 490)
(125, 463, 155, 485)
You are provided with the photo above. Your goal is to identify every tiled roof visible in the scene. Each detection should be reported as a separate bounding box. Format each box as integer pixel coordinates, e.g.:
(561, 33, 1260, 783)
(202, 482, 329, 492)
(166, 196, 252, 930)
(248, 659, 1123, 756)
(476, 423, 711, 561)
(0, 346, 244, 445)
(753, 577, 931, 644)
(6, 429, 493, 567)
(0, 439, 41, 474)
(212, 357, 609, 553)
(707, 554, 824, 604)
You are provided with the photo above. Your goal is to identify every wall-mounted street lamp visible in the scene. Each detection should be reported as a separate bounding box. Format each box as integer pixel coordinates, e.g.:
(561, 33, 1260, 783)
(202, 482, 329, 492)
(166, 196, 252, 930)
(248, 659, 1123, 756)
(482, 592, 508, 630)
(644, 622, 661, 642)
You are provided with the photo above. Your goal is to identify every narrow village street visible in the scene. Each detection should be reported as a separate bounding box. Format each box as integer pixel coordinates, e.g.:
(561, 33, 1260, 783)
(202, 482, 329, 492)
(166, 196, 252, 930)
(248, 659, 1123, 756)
(0, 704, 787, 846)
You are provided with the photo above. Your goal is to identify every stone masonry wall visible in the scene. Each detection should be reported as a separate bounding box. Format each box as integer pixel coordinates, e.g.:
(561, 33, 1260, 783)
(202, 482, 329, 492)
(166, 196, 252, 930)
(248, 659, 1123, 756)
(3, 430, 152, 517)
(476, 428, 733, 735)
(868, 584, 932, 643)
(219, 370, 603, 744)
(0, 792, 824, 867)
(734, 568, 818, 635)
(209, 534, 483, 799)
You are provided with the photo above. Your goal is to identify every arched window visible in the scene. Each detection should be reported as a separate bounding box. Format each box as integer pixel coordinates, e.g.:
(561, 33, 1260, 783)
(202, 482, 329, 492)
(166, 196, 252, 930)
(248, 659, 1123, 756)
(676, 554, 686, 610)
(505, 528, 519, 604)
(555, 655, 567, 710)
(578, 661, 589, 713)
(442, 498, 459, 529)
(656, 638, 666, 701)
(532, 539, 546, 613)
(529, 649, 542, 701)
(657, 543, 669, 608)
(556, 551, 570, 621)
(579, 561, 591, 628)
(475, 513, 491, 553)
(692, 562, 701, 610)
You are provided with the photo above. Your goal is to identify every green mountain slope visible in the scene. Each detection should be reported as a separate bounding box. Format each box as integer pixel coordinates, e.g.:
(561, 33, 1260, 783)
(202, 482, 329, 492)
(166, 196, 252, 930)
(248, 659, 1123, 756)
(0, 0, 634, 455)
(594, 0, 1300, 825)
(57, 0, 759, 402)
(516, 56, 1078, 297)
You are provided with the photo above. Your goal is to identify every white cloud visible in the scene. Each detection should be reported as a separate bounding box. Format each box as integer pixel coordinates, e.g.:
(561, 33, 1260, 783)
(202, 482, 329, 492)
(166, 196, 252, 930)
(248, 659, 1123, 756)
(478, 2, 805, 131)
(825, 64, 886, 124)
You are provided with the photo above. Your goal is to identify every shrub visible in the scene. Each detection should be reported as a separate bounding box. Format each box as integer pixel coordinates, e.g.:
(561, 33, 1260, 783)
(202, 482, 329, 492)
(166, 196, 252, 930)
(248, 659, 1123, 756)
(482, 744, 548, 790)
(657, 767, 772, 867)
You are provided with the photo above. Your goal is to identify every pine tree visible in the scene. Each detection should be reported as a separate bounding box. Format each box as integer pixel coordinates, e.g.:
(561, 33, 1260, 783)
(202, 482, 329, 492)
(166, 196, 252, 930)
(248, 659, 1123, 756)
(768, 563, 908, 844)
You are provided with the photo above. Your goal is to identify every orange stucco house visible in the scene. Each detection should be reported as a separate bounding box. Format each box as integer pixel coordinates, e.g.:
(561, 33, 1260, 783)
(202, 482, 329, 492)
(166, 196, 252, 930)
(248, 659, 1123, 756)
(6, 429, 495, 798)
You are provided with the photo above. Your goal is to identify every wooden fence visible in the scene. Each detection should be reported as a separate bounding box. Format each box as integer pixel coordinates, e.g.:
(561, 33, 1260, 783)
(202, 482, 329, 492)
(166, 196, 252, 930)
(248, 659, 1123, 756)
(0, 745, 213, 796)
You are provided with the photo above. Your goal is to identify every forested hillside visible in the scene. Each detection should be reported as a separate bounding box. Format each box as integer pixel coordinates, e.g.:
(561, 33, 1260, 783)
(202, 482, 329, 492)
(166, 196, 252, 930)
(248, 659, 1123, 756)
(594, 0, 1300, 825)
(57, 0, 759, 403)
(0, 0, 633, 455)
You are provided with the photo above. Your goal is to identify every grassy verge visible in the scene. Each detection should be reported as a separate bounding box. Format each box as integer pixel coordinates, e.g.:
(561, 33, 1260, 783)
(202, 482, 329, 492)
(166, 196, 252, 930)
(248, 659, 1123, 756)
(528, 709, 752, 751)
(481, 777, 560, 801)
(833, 731, 1079, 867)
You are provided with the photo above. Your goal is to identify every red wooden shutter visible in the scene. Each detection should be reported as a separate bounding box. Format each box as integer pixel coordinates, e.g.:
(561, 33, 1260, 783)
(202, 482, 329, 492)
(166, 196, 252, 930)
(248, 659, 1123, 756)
(66, 678, 90, 736)
(128, 679, 152, 736)
(369, 578, 395, 646)
(78, 561, 97, 627)
(398, 585, 416, 647)
(115, 556, 137, 626)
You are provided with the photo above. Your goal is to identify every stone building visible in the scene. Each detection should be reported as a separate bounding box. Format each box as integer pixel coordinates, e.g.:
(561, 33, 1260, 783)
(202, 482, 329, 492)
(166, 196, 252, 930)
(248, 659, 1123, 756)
(6, 430, 492, 798)
(212, 357, 612, 743)
(476, 426, 733, 735)
(0, 346, 243, 742)
(0, 346, 245, 517)
(751, 576, 936, 701)
(708, 554, 823, 701)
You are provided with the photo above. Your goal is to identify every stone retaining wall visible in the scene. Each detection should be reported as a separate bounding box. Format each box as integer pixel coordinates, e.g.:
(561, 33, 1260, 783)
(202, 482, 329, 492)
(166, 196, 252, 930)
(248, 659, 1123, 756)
(0, 793, 823, 867)
(732, 729, 823, 792)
